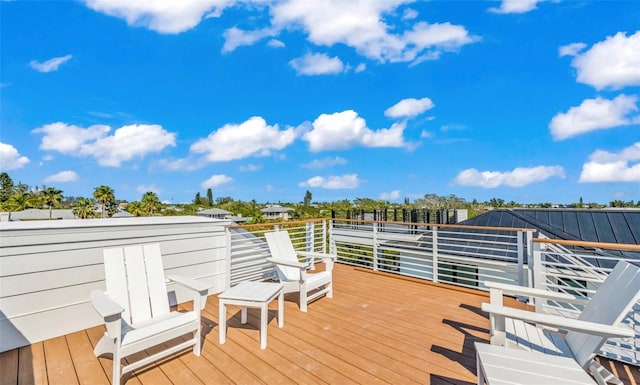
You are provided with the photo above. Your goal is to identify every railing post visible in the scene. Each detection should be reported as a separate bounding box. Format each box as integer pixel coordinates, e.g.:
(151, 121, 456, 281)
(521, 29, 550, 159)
(517, 230, 524, 286)
(372, 222, 378, 271)
(224, 227, 232, 290)
(525, 231, 533, 288)
(322, 220, 327, 254)
(432, 227, 439, 283)
(532, 241, 546, 312)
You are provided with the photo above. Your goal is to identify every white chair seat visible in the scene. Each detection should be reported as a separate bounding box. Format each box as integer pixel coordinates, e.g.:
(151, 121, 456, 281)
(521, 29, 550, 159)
(505, 318, 572, 357)
(122, 311, 198, 349)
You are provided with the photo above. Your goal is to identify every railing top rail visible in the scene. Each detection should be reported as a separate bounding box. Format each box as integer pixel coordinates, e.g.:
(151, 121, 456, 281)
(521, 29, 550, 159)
(226, 218, 328, 229)
(333, 218, 536, 233)
(533, 237, 640, 251)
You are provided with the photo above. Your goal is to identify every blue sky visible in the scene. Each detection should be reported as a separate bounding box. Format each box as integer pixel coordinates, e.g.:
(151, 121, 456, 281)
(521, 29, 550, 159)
(1, 1, 639, 205)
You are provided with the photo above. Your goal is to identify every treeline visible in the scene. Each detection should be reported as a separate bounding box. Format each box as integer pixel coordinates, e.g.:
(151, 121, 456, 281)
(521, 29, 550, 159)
(1, 172, 635, 223)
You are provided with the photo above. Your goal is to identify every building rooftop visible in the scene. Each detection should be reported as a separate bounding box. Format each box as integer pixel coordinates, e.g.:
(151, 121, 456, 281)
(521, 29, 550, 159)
(1, 263, 637, 385)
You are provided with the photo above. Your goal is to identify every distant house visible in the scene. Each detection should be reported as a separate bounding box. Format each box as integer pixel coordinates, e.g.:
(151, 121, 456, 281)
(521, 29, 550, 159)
(261, 205, 294, 221)
(196, 208, 250, 223)
(196, 208, 233, 219)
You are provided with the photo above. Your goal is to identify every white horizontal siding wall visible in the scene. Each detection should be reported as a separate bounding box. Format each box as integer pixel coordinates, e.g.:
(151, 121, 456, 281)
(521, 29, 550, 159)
(0, 216, 229, 353)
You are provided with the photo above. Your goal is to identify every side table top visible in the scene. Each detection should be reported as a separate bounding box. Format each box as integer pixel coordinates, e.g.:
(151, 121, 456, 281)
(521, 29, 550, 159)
(219, 281, 285, 302)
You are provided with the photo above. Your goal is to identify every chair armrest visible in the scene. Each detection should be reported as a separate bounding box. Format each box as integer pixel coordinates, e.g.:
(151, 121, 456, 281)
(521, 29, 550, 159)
(266, 257, 308, 270)
(485, 281, 589, 305)
(168, 274, 212, 294)
(482, 303, 634, 339)
(91, 290, 124, 319)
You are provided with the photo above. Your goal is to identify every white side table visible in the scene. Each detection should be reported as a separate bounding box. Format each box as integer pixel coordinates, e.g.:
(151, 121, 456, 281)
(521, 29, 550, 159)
(219, 281, 285, 349)
(475, 342, 596, 385)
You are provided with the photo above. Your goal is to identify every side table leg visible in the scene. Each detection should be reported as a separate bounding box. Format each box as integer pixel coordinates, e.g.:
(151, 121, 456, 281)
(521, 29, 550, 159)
(219, 301, 226, 344)
(260, 302, 268, 349)
(241, 307, 248, 324)
(278, 289, 284, 328)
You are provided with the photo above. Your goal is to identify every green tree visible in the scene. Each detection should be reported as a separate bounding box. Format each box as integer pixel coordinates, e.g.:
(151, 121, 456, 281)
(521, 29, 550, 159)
(0, 172, 14, 203)
(73, 198, 97, 219)
(207, 188, 213, 207)
(41, 187, 64, 220)
(141, 191, 161, 215)
(93, 185, 115, 219)
(303, 190, 312, 205)
(125, 201, 145, 216)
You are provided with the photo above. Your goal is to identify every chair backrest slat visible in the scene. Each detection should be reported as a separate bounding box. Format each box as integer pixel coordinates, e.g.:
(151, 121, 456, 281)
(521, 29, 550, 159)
(103, 247, 132, 322)
(566, 261, 640, 368)
(266, 231, 300, 281)
(143, 244, 170, 319)
(123, 245, 153, 324)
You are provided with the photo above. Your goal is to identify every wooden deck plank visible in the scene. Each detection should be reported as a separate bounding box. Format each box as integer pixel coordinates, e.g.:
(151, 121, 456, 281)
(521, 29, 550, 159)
(65, 330, 110, 385)
(18, 342, 47, 385)
(42, 336, 78, 385)
(6, 263, 640, 385)
(0, 348, 18, 385)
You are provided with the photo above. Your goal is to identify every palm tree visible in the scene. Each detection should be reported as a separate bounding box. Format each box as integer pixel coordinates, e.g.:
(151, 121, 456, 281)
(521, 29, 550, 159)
(41, 187, 63, 220)
(93, 185, 115, 219)
(125, 201, 145, 217)
(141, 192, 161, 216)
(73, 198, 97, 219)
(4, 191, 40, 211)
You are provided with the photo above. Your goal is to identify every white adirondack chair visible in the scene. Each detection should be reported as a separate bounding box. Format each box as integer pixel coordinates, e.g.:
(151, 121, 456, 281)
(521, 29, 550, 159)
(265, 230, 335, 312)
(91, 244, 212, 385)
(482, 260, 640, 385)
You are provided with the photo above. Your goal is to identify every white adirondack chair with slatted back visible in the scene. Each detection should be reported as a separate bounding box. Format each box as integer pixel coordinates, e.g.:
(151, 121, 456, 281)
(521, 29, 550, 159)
(91, 244, 212, 385)
(482, 260, 640, 385)
(265, 230, 335, 312)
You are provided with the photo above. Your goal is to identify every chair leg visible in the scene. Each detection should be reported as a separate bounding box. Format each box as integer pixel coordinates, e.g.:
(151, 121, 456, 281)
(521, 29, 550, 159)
(112, 347, 122, 385)
(300, 289, 308, 312)
(193, 326, 201, 356)
(327, 281, 333, 299)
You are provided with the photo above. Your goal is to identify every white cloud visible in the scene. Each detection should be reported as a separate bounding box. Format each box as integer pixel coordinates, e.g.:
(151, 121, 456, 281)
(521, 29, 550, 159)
(489, 0, 542, 14)
(301, 156, 347, 169)
(0, 142, 30, 170)
(201, 174, 233, 189)
(579, 142, 640, 183)
(83, 0, 233, 34)
(549, 95, 640, 141)
(355, 63, 366, 73)
(454, 165, 565, 188)
(303, 110, 406, 151)
(289, 53, 345, 75)
(380, 190, 400, 200)
(270, 0, 477, 63)
(267, 39, 285, 48)
(558, 42, 586, 57)
(222, 27, 276, 52)
(43, 170, 78, 183)
(190, 116, 295, 161)
(239, 163, 262, 172)
(29, 55, 72, 73)
(298, 174, 362, 189)
(385, 97, 434, 119)
(402, 8, 418, 20)
(564, 31, 640, 90)
(420, 130, 433, 138)
(32, 122, 176, 167)
(136, 184, 161, 195)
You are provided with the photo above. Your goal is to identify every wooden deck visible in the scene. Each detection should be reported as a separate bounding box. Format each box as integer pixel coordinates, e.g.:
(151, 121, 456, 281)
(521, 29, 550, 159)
(1, 263, 638, 385)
